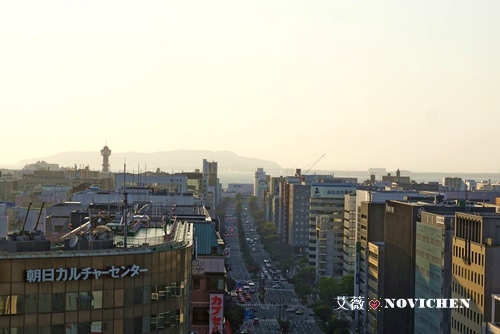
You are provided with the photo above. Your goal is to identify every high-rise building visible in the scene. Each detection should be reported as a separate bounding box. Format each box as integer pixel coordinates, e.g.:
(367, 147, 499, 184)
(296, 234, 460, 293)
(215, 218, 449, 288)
(308, 182, 356, 277)
(315, 215, 336, 278)
(383, 200, 467, 333)
(451, 212, 500, 334)
(358, 201, 386, 333)
(343, 193, 357, 275)
(288, 183, 311, 254)
(414, 212, 455, 334)
(366, 241, 385, 334)
(277, 176, 301, 245)
(202, 160, 219, 207)
(386, 200, 450, 333)
(355, 190, 425, 332)
(253, 168, 267, 207)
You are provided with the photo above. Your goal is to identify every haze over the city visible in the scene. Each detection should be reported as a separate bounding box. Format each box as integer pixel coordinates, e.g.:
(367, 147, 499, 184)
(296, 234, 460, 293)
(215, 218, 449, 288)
(1, 1, 499, 173)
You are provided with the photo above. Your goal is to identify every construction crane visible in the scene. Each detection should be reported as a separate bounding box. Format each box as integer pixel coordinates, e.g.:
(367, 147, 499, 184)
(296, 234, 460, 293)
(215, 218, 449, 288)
(304, 154, 326, 175)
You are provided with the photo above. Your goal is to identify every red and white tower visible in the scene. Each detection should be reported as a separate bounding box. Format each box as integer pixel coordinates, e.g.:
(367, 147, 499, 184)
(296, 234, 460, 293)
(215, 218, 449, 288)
(100, 145, 111, 172)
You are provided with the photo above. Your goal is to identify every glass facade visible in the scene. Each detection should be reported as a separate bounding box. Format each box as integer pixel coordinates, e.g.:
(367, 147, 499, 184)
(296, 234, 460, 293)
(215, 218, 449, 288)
(0, 245, 193, 334)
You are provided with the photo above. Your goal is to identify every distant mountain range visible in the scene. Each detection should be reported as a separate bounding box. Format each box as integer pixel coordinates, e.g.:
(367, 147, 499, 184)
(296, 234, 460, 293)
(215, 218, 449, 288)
(17, 150, 282, 173)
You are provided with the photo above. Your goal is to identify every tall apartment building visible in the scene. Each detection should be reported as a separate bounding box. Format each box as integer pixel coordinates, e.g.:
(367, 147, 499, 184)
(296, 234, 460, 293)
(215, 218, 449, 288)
(288, 184, 311, 254)
(366, 241, 384, 334)
(278, 177, 301, 245)
(266, 176, 281, 223)
(451, 212, 500, 334)
(269, 177, 281, 233)
(343, 193, 357, 275)
(358, 201, 386, 333)
(308, 182, 356, 277)
(315, 215, 336, 278)
(202, 160, 219, 208)
(253, 168, 267, 207)
(414, 212, 455, 334)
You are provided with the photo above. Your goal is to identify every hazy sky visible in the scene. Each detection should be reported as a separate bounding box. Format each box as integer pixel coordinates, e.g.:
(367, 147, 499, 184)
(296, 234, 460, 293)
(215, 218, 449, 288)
(2, 0, 500, 172)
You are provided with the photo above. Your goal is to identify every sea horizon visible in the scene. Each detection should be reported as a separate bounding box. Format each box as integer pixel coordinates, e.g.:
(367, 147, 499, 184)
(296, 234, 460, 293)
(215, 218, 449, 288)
(218, 170, 500, 188)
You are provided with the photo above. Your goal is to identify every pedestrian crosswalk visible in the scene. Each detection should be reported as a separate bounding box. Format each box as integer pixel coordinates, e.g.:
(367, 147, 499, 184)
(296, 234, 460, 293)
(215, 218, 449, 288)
(255, 318, 315, 324)
(240, 302, 303, 308)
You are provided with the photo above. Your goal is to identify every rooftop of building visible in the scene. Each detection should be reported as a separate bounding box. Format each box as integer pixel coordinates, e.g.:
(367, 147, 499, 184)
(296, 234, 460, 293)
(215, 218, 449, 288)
(0, 217, 194, 259)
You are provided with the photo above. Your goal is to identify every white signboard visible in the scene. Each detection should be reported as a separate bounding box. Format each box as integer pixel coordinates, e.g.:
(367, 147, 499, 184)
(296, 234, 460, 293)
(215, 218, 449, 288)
(26, 264, 147, 283)
(311, 184, 355, 199)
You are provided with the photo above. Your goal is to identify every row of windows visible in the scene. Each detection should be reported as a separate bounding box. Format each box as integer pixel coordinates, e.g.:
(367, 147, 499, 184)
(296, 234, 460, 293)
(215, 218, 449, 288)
(0, 323, 88, 334)
(416, 249, 441, 265)
(414, 312, 440, 333)
(452, 263, 484, 287)
(0, 283, 186, 315)
(455, 218, 481, 243)
(416, 265, 440, 282)
(455, 303, 483, 325)
(0, 312, 185, 334)
(451, 317, 479, 334)
(415, 280, 437, 298)
(452, 281, 484, 307)
(150, 310, 182, 331)
(416, 233, 442, 247)
(453, 245, 484, 266)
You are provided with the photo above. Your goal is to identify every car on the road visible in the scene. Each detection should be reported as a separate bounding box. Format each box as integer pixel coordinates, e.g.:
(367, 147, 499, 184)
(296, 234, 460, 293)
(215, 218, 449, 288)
(253, 318, 259, 324)
(295, 309, 305, 315)
(272, 284, 281, 289)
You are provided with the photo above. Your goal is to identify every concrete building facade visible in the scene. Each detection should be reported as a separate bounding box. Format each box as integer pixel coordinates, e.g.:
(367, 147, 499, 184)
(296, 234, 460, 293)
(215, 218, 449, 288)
(308, 182, 356, 277)
(343, 193, 357, 276)
(288, 184, 311, 254)
(451, 212, 500, 334)
(414, 212, 454, 334)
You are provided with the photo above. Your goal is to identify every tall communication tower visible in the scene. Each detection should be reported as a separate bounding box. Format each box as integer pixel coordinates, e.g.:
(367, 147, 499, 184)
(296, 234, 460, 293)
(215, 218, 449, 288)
(101, 145, 112, 172)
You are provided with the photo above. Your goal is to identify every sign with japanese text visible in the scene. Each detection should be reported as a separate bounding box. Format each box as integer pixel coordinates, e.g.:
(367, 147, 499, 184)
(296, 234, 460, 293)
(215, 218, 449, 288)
(192, 260, 204, 275)
(209, 293, 224, 334)
(311, 183, 355, 199)
(25, 264, 147, 283)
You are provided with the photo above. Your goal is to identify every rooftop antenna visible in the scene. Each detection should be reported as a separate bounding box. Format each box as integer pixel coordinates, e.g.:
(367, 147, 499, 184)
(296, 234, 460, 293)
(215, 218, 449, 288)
(123, 163, 128, 248)
(21, 202, 33, 233)
(34, 202, 45, 231)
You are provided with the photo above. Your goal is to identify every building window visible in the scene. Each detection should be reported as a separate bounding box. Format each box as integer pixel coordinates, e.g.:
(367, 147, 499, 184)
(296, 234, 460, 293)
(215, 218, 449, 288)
(193, 278, 200, 290)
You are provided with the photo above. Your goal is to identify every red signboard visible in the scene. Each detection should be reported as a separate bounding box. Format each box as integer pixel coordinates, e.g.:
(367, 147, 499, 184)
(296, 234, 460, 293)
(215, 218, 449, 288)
(209, 293, 224, 334)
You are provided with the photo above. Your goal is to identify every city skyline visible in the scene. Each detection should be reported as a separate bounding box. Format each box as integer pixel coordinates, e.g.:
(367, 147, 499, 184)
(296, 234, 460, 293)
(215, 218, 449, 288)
(2, 1, 500, 173)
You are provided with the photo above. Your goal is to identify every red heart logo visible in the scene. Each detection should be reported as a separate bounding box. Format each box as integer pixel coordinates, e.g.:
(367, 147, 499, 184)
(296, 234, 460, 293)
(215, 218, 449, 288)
(369, 299, 381, 310)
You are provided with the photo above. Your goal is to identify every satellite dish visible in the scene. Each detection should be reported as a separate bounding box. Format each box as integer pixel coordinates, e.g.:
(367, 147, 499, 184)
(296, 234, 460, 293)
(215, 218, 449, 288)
(69, 235, 79, 248)
(97, 217, 102, 224)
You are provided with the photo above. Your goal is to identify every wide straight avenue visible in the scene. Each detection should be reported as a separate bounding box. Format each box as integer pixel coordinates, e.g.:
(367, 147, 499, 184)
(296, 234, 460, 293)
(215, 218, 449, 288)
(223, 202, 324, 334)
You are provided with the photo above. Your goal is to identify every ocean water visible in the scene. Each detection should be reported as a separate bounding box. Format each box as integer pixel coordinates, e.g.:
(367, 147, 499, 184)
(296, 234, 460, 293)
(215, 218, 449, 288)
(218, 171, 500, 188)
